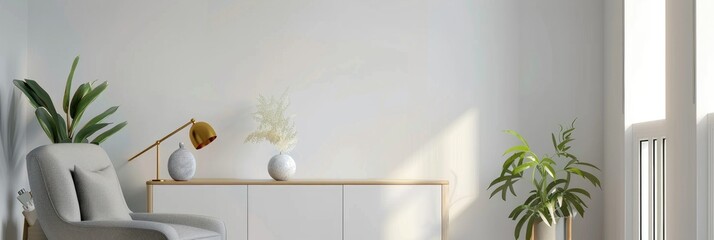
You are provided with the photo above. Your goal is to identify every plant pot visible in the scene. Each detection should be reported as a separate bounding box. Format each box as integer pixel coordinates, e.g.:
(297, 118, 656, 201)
(532, 217, 572, 240)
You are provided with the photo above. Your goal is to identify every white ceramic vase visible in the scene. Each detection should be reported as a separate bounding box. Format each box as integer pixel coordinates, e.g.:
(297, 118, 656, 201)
(168, 142, 196, 181)
(268, 154, 296, 181)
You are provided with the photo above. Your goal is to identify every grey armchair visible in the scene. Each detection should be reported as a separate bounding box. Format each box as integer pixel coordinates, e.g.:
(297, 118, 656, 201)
(26, 144, 226, 240)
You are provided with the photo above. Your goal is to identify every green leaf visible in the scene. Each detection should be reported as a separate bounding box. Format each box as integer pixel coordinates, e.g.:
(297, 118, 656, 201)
(34, 107, 57, 143)
(524, 192, 539, 203)
(489, 184, 508, 200)
(24, 79, 59, 116)
(551, 133, 558, 151)
(543, 164, 556, 179)
(509, 205, 528, 219)
(488, 175, 516, 189)
(74, 123, 110, 143)
(502, 152, 522, 173)
(514, 212, 532, 239)
(12, 80, 41, 108)
(70, 81, 108, 130)
(525, 217, 537, 240)
(565, 194, 586, 216)
(53, 113, 69, 142)
(513, 161, 536, 175)
(563, 127, 575, 136)
(504, 129, 529, 147)
(566, 188, 591, 199)
(545, 179, 567, 192)
(557, 138, 574, 150)
(503, 145, 528, 156)
(538, 209, 551, 227)
(91, 121, 127, 144)
(575, 161, 601, 171)
(76, 81, 108, 116)
(82, 106, 118, 130)
(69, 82, 91, 118)
(63, 56, 79, 113)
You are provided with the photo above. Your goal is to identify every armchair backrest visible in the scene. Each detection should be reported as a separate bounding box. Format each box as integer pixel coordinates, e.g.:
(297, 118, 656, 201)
(26, 144, 131, 233)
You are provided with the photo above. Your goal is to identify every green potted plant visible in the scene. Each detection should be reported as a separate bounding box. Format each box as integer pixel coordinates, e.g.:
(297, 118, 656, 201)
(13, 56, 127, 144)
(488, 120, 600, 240)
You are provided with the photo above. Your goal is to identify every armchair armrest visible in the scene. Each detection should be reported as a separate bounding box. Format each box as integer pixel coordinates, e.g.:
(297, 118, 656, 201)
(130, 213, 226, 239)
(69, 220, 179, 240)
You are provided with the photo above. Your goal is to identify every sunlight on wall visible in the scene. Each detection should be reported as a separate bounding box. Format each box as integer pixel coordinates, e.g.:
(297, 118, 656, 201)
(697, 0, 714, 115)
(624, 0, 666, 125)
(390, 108, 478, 220)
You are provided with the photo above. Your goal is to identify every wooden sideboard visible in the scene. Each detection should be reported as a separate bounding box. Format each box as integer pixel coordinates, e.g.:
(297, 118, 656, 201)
(147, 179, 448, 240)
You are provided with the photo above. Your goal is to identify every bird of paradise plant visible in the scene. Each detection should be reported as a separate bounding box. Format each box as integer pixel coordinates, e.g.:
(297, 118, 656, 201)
(488, 119, 601, 240)
(13, 56, 126, 144)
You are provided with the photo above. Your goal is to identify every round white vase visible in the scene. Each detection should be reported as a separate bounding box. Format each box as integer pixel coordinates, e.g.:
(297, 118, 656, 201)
(268, 154, 296, 181)
(168, 142, 196, 181)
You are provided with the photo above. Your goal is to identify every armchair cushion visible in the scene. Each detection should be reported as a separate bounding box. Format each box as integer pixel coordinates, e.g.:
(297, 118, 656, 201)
(130, 213, 226, 239)
(73, 165, 131, 221)
(165, 224, 221, 240)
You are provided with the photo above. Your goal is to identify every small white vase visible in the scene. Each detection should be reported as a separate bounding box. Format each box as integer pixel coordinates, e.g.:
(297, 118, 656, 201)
(168, 142, 196, 181)
(268, 154, 296, 181)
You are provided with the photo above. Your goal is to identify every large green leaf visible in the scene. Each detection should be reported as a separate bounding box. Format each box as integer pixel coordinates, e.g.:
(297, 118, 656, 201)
(69, 82, 91, 119)
(82, 106, 118, 130)
(63, 56, 80, 113)
(70, 81, 108, 130)
(91, 121, 127, 144)
(12, 80, 41, 108)
(24, 79, 58, 117)
(53, 113, 69, 142)
(35, 107, 57, 143)
(74, 123, 110, 143)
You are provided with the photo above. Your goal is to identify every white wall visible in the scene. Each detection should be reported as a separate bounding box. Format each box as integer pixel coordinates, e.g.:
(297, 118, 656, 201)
(17, 0, 603, 239)
(604, 0, 626, 239)
(696, 0, 714, 238)
(517, 1, 604, 240)
(0, 0, 29, 239)
(666, 0, 697, 239)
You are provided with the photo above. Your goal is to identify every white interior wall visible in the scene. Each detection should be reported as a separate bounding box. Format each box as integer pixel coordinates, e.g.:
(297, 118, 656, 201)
(666, 0, 697, 239)
(696, 0, 714, 238)
(517, 1, 604, 240)
(0, 0, 29, 239)
(0, 0, 607, 239)
(604, 0, 626, 239)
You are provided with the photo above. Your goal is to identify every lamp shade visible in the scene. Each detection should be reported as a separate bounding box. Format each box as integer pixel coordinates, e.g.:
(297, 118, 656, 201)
(189, 121, 217, 149)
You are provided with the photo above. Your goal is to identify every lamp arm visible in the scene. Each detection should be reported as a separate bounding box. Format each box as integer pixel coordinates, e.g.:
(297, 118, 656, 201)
(127, 118, 196, 161)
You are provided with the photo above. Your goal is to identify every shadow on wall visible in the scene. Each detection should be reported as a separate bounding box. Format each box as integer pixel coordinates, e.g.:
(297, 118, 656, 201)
(0, 85, 29, 240)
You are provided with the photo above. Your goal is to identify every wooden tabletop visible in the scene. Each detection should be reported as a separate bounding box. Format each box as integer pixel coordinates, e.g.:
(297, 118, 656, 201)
(146, 178, 449, 185)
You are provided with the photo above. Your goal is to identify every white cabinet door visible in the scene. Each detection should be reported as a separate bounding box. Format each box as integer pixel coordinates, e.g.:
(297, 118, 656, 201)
(344, 185, 442, 240)
(248, 185, 342, 240)
(152, 185, 248, 240)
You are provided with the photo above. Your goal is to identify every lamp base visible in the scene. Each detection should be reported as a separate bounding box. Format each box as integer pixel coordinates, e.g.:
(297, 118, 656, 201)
(151, 179, 165, 182)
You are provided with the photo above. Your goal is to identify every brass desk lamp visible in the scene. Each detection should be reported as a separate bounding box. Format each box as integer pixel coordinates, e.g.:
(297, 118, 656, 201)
(128, 118, 217, 181)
